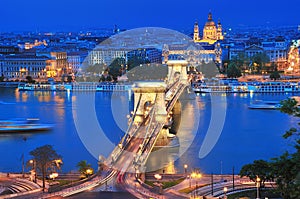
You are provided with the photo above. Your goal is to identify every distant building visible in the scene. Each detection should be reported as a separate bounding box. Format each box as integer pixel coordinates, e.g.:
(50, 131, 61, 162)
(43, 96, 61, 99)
(18, 40, 47, 50)
(67, 51, 88, 74)
(194, 12, 224, 44)
(37, 52, 68, 77)
(162, 42, 221, 66)
(127, 48, 162, 63)
(286, 40, 300, 73)
(0, 46, 20, 55)
(226, 37, 289, 71)
(0, 54, 48, 79)
(88, 47, 161, 66)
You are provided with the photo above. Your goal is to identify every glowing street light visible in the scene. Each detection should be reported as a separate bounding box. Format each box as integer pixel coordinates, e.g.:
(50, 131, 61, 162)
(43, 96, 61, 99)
(184, 164, 188, 174)
(256, 177, 261, 199)
(29, 159, 37, 183)
(224, 187, 228, 199)
(86, 168, 93, 177)
(49, 172, 58, 180)
(154, 174, 163, 194)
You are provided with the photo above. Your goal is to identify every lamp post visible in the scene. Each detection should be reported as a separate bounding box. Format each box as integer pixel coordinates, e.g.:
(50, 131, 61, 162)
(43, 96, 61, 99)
(184, 164, 188, 175)
(86, 168, 93, 177)
(196, 173, 202, 197)
(223, 187, 228, 199)
(187, 175, 191, 188)
(256, 177, 261, 199)
(154, 174, 162, 194)
(29, 159, 37, 183)
(49, 172, 58, 181)
(191, 172, 202, 198)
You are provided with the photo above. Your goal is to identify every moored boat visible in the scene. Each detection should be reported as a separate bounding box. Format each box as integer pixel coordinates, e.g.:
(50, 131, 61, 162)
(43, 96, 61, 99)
(248, 100, 282, 110)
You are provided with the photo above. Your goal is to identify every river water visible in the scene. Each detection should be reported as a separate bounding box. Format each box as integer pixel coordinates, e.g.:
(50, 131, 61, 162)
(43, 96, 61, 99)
(0, 88, 297, 175)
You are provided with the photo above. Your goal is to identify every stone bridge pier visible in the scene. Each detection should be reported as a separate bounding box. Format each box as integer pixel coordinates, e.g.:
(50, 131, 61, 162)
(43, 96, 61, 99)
(132, 81, 167, 124)
(167, 60, 188, 84)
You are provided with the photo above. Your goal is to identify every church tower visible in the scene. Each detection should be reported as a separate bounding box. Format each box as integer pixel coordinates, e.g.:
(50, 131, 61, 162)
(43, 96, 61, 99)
(203, 12, 217, 41)
(217, 19, 224, 40)
(193, 21, 200, 42)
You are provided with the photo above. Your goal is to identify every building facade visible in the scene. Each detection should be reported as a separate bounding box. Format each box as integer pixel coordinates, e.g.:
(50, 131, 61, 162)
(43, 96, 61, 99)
(162, 42, 221, 66)
(67, 51, 88, 74)
(88, 47, 161, 66)
(0, 54, 48, 79)
(37, 51, 68, 77)
(194, 12, 224, 44)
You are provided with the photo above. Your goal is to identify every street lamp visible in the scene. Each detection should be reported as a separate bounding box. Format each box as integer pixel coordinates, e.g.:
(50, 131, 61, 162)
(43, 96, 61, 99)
(49, 172, 58, 181)
(256, 177, 261, 199)
(29, 159, 37, 183)
(184, 164, 188, 175)
(86, 168, 93, 177)
(191, 172, 202, 198)
(223, 187, 228, 199)
(154, 174, 162, 194)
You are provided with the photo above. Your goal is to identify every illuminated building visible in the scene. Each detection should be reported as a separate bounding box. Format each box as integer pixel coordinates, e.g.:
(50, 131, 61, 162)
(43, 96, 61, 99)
(228, 37, 288, 71)
(37, 52, 68, 77)
(193, 12, 224, 44)
(0, 54, 48, 79)
(88, 47, 161, 66)
(88, 47, 129, 65)
(18, 40, 47, 50)
(162, 42, 222, 67)
(286, 40, 300, 73)
(67, 51, 88, 74)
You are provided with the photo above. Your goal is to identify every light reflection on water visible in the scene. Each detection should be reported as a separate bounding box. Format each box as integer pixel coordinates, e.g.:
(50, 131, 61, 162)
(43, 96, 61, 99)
(0, 88, 298, 174)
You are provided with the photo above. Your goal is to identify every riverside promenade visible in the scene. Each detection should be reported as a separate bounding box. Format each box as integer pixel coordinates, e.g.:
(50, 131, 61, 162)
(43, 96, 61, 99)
(0, 172, 275, 199)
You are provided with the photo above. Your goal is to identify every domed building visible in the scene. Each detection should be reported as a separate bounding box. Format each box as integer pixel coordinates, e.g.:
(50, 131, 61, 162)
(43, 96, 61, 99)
(193, 12, 223, 44)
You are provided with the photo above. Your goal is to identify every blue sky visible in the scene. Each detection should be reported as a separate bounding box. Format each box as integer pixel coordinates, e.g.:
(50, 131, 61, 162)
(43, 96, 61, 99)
(0, 0, 299, 31)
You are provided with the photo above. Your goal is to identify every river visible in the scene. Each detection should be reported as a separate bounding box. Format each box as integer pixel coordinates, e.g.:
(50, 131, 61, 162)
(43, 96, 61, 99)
(0, 88, 297, 175)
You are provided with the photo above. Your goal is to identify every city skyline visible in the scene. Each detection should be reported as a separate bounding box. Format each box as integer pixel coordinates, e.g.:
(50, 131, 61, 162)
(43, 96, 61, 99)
(0, 0, 299, 32)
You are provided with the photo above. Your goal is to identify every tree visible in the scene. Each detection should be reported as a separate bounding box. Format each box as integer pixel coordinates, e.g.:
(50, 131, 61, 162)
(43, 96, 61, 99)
(127, 56, 150, 71)
(108, 58, 125, 80)
(270, 71, 281, 80)
(67, 75, 73, 83)
(239, 98, 300, 198)
(226, 62, 242, 78)
(0, 74, 4, 82)
(240, 159, 273, 185)
(77, 160, 94, 178)
(276, 98, 300, 198)
(250, 52, 270, 74)
(26, 76, 35, 83)
(29, 145, 62, 191)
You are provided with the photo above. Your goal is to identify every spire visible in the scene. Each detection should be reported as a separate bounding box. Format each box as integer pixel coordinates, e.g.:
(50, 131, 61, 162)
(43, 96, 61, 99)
(208, 12, 212, 21)
(218, 19, 221, 25)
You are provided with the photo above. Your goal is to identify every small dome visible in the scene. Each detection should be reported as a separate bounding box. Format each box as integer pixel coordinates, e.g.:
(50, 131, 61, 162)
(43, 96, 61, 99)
(205, 12, 215, 26)
(205, 21, 216, 27)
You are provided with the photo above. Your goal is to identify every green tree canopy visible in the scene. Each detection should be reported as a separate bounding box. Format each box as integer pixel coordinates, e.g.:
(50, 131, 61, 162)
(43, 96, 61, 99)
(226, 62, 242, 78)
(270, 71, 281, 80)
(77, 160, 94, 178)
(30, 145, 62, 191)
(108, 57, 126, 80)
(240, 159, 273, 185)
(250, 52, 270, 74)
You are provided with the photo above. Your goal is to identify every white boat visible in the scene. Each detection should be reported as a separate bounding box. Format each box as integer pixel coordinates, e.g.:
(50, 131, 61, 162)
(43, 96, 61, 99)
(0, 119, 53, 133)
(248, 100, 282, 109)
(18, 83, 71, 91)
(247, 82, 300, 93)
(192, 81, 300, 93)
